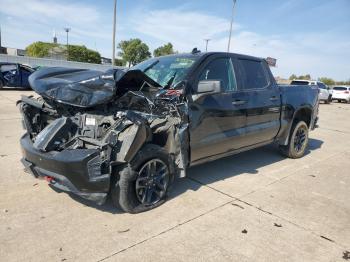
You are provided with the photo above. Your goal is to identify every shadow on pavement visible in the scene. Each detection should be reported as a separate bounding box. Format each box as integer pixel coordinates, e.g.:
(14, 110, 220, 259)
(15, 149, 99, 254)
(172, 138, 323, 198)
(49, 185, 123, 214)
(54, 138, 323, 214)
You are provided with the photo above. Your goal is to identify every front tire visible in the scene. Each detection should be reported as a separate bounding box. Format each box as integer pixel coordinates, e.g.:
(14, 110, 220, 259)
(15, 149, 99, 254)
(111, 144, 174, 214)
(279, 121, 309, 159)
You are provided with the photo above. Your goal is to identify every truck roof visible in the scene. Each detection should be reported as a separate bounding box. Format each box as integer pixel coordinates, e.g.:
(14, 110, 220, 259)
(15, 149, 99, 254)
(161, 52, 265, 62)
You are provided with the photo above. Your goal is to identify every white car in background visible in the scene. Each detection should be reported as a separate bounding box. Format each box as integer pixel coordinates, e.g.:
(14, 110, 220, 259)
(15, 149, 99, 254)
(332, 86, 350, 103)
(290, 80, 332, 104)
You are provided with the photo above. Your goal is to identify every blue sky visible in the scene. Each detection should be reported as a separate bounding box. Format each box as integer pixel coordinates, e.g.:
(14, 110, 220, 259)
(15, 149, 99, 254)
(0, 0, 349, 80)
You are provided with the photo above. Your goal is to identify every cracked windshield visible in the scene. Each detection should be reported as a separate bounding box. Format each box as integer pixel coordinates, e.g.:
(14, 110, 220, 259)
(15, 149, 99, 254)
(132, 56, 198, 88)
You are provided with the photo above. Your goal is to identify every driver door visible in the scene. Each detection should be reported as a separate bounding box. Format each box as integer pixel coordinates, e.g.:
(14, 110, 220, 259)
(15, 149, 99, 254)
(188, 55, 248, 163)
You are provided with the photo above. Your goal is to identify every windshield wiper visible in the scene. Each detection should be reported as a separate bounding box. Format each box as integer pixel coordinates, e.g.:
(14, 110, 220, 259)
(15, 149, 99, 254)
(164, 72, 177, 89)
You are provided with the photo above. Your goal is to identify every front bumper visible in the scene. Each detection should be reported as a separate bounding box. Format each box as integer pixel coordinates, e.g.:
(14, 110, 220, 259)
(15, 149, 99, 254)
(20, 134, 110, 205)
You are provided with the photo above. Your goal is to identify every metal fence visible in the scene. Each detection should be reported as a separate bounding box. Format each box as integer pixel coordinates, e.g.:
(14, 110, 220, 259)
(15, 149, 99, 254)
(0, 54, 120, 71)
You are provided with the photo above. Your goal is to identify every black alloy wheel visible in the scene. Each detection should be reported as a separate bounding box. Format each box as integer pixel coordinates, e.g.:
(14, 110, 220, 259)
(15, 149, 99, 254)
(111, 144, 173, 214)
(293, 127, 307, 153)
(279, 121, 309, 159)
(135, 159, 170, 206)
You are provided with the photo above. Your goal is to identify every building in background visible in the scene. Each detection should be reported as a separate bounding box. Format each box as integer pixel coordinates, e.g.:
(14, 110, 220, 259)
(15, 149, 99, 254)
(6, 47, 26, 56)
(101, 57, 112, 65)
(0, 26, 6, 54)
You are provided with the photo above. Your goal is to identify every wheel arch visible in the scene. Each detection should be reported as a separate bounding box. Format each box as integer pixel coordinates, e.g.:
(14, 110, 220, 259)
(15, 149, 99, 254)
(292, 106, 313, 128)
(278, 106, 313, 146)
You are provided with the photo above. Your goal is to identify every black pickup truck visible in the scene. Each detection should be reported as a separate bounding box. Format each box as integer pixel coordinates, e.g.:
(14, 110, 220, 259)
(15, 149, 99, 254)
(18, 52, 319, 213)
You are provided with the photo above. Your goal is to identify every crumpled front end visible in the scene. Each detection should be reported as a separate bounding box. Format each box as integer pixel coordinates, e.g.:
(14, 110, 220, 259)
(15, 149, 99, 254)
(20, 134, 109, 204)
(18, 83, 190, 204)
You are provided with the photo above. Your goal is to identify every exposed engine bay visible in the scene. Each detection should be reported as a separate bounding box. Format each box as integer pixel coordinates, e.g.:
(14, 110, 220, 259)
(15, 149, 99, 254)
(18, 67, 190, 185)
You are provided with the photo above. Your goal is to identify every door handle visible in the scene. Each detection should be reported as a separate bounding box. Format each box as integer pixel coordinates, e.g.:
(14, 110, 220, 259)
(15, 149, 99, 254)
(270, 96, 278, 101)
(232, 100, 246, 105)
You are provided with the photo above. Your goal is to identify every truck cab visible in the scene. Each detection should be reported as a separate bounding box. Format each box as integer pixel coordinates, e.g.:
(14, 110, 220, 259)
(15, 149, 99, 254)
(186, 53, 282, 164)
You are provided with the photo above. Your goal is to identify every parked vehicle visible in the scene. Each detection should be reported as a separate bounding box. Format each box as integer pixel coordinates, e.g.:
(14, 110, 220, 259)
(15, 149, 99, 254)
(0, 63, 35, 89)
(18, 52, 319, 213)
(332, 86, 350, 103)
(290, 80, 332, 104)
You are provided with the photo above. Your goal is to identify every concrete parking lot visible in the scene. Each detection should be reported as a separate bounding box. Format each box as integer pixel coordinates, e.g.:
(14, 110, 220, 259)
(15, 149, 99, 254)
(0, 90, 349, 262)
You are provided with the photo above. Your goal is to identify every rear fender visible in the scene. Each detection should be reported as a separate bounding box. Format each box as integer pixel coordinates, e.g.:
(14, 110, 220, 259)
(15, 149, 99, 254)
(278, 106, 313, 146)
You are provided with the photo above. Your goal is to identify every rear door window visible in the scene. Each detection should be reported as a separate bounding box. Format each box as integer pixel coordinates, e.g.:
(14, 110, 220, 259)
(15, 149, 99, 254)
(236, 59, 269, 90)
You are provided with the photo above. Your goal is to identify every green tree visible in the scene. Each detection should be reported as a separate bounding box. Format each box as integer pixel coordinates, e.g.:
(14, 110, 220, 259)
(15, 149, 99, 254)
(118, 39, 151, 67)
(289, 74, 297, 80)
(318, 77, 335, 86)
(113, 58, 125, 66)
(153, 42, 175, 57)
(26, 42, 101, 64)
(68, 45, 101, 64)
(26, 42, 57, 57)
(335, 79, 350, 85)
(303, 74, 311, 80)
(289, 74, 312, 80)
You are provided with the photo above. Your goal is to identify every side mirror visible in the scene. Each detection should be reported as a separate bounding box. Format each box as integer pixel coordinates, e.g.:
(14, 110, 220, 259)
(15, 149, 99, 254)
(197, 80, 222, 94)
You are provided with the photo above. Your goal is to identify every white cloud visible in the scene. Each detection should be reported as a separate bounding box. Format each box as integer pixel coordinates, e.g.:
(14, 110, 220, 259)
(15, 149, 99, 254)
(0, 1, 349, 80)
(131, 8, 239, 52)
(0, 0, 113, 57)
(130, 8, 350, 80)
(0, 0, 100, 26)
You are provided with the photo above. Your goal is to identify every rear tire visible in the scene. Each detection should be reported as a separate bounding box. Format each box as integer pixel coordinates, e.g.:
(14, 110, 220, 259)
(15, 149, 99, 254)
(0, 80, 4, 89)
(111, 144, 174, 214)
(279, 121, 309, 159)
(326, 95, 332, 104)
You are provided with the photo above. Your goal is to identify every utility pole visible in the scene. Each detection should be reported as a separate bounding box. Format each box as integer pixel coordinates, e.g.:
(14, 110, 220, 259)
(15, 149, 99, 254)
(227, 0, 237, 52)
(204, 39, 211, 52)
(112, 0, 117, 66)
(64, 27, 71, 60)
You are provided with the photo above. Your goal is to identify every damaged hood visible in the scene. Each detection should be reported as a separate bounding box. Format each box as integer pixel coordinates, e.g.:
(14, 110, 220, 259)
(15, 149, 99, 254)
(29, 67, 162, 108)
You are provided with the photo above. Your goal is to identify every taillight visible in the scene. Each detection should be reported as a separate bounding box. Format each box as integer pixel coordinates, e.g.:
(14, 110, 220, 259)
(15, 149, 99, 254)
(345, 91, 349, 94)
